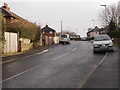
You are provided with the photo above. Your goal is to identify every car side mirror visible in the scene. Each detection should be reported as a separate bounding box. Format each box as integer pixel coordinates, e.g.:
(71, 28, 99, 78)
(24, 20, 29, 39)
(112, 38, 114, 41)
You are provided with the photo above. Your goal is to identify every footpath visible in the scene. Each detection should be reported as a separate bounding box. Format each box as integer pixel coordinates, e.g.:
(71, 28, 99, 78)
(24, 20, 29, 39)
(2, 44, 58, 63)
(83, 47, 119, 88)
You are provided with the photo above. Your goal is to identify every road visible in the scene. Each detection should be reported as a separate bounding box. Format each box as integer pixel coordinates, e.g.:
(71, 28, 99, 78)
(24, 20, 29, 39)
(2, 41, 118, 88)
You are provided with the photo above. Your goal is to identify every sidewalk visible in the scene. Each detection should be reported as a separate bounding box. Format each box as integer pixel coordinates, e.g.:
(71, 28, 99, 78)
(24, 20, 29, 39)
(83, 47, 119, 88)
(2, 44, 58, 62)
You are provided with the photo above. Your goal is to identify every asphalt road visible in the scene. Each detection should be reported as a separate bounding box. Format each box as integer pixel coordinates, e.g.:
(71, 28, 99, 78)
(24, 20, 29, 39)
(2, 41, 118, 88)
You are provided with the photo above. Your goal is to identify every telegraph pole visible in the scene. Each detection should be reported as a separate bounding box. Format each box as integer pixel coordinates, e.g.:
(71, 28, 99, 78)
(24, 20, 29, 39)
(61, 20, 63, 34)
(91, 20, 95, 28)
(76, 28, 77, 35)
(100, 5, 107, 26)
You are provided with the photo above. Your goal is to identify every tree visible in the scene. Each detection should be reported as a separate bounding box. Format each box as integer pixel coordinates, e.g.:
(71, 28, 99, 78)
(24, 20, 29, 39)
(99, 4, 118, 27)
(109, 20, 116, 31)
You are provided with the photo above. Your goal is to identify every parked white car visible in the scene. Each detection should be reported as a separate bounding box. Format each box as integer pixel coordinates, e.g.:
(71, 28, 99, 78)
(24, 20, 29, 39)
(59, 34, 70, 45)
(93, 34, 114, 53)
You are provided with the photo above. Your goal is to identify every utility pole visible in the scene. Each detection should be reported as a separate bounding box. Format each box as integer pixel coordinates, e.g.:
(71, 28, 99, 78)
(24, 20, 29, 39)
(61, 20, 63, 34)
(100, 5, 107, 26)
(91, 20, 95, 28)
(76, 28, 77, 35)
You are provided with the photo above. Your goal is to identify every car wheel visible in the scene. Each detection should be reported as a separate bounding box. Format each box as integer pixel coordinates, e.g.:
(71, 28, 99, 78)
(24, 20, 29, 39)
(68, 42, 70, 44)
(111, 49, 114, 52)
(62, 42, 64, 45)
(93, 50, 97, 54)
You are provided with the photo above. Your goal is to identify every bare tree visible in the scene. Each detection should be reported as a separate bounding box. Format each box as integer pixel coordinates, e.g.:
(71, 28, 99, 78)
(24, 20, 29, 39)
(99, 4, 118, 27)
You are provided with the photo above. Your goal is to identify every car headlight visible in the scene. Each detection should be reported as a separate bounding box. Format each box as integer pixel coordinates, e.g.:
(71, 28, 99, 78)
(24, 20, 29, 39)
(109, 42, 113, 46)
(93, 44, 98, 47)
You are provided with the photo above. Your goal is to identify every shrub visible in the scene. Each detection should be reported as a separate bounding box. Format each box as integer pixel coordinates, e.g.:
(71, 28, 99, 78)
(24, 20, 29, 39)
(107, 31, 120, 38)
(6, 20, 41, 42)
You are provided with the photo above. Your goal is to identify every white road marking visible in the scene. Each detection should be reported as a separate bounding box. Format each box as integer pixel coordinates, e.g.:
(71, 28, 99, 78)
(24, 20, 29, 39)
(72, 48, 77, 52)
(0, 64, 41, 83)
(78, 52, 108, 88)
(53, 53, 69, 61)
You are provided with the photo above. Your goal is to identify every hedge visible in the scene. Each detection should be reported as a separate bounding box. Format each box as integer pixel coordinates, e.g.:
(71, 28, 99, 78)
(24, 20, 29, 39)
(107, 31, 120, 38)
(6, 20, 41, 42)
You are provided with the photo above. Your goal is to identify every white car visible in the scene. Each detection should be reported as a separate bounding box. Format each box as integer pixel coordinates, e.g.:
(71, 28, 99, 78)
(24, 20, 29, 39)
(59, 34, 70, 45)
(93, 34, 113, 53)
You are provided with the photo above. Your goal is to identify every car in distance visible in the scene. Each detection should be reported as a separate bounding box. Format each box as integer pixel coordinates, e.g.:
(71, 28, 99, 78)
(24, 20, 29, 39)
(59, 34, 70, 45)
(93, 34, 113, 53)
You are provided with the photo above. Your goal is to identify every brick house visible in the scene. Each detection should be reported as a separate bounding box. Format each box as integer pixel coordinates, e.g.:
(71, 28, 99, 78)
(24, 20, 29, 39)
(41, 25, 57, 45)
(0, 3, 19, 23)
(0, 3, 36, 53)
(87, 26, 100, 37)
(41, 25, 56, 37)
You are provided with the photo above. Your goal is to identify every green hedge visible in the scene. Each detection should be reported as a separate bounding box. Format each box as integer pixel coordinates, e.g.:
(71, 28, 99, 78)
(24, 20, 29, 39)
(107, 31, 120, 38)
(6, 20, 41, 42)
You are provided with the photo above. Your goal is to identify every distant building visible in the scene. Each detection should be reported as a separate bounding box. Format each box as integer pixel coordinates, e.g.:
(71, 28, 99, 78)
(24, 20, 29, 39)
(41, 25, 56, 37)
(87, 26, 100, 37)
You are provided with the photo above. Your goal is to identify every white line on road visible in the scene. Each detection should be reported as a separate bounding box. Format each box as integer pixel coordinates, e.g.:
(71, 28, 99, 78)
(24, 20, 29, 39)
(72, 48, 77, 52)
(78, 52, 108, 88)
(52, 53, 69, 61)
(0, 64, 41, 83)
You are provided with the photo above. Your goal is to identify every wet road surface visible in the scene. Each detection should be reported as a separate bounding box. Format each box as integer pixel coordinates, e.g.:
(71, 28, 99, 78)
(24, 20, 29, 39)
(2, 41, 118, 88)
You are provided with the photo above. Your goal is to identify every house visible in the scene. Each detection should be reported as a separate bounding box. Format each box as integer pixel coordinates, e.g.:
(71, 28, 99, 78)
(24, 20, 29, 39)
(0, 3, 20, 23)
(99, 26, 109, 34)
(0, 3, 37, 53)
(41, 25, 57, 45)
(41, 25, 56, 37)
(87, 26, 100, 37)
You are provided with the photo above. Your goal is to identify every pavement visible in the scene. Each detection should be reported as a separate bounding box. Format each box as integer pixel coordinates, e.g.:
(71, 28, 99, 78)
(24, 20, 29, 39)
(2, 41, 118, 88)
(2, 44, 58, 64)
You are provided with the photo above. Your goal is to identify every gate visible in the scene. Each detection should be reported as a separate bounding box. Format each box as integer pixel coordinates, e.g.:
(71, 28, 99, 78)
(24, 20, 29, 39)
(4, 32, 18, 53)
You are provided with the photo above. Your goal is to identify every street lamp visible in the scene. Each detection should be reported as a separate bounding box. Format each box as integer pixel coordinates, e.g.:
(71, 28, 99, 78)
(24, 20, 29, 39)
(100, 4, 107, 26)
(91, 20, 95, 28)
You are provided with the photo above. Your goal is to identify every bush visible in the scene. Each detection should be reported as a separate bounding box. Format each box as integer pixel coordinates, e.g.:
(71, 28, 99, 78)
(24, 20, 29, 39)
(6, 20, 41, 42)
(107, 31, 120, 38)
(0, 13, 6, 53)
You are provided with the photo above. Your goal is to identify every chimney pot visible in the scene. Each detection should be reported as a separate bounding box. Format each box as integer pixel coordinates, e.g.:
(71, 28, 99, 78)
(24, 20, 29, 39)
(3, 3, 10, 10)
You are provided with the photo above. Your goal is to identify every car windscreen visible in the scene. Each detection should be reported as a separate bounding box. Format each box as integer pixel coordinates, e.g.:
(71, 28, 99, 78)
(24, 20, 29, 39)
(61, 35, 67, 38)
(94, 35, 111, 41)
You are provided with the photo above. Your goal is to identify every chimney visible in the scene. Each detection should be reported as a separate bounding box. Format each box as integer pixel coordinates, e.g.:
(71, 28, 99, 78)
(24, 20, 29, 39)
(2, 3, 10, 10)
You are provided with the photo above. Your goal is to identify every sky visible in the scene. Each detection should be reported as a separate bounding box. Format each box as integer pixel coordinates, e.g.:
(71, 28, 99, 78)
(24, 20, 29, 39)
(0, 0, 120, 37)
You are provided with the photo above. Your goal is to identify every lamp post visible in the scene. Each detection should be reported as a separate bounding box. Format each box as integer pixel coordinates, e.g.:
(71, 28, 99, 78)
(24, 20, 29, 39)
(91, 20, 95, 28)
(100, 5, 107, 26)
(61, 20, 63, 34)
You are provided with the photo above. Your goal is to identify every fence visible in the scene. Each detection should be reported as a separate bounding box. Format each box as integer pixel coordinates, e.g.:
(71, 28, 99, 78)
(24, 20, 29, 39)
(4, 32, 18, 54)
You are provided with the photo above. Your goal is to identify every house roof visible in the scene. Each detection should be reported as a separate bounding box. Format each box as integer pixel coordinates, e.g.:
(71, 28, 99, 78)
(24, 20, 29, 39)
(41, 25, 56, 32)
(0, 7, 25, 21)
(87, 27, 100, 33)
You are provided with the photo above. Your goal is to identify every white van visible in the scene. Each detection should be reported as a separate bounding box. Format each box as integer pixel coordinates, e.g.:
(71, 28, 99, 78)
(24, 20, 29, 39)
(59, 34, 70, 45)
(93, 34, 113, 53)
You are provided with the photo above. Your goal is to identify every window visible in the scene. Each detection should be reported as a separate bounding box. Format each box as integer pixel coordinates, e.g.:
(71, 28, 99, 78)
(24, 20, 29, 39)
(49, 31, 53, 34)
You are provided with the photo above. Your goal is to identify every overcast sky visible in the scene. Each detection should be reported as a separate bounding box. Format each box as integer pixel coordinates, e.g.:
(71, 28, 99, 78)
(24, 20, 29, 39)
(1, 0, 119, 37)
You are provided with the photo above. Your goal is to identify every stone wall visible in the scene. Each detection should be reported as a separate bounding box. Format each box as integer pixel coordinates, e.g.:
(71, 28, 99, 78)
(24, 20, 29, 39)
(19, 38, 33, 52)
